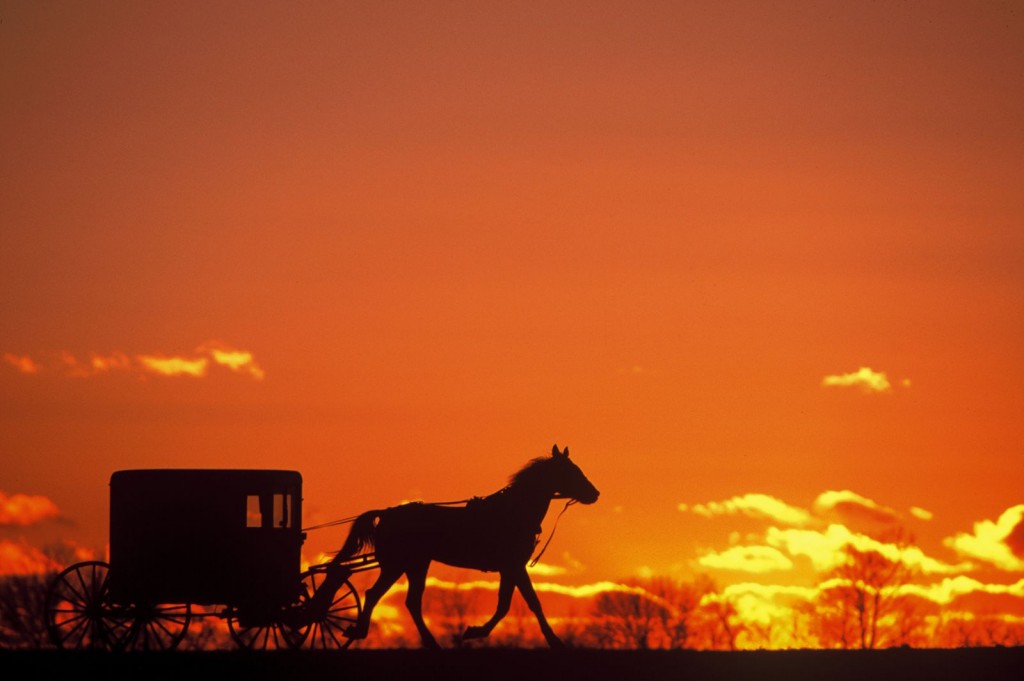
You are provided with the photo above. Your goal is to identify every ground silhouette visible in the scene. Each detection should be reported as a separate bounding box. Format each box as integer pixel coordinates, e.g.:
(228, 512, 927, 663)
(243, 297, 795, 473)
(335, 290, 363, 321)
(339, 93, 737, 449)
(3, 648, 1022, 681)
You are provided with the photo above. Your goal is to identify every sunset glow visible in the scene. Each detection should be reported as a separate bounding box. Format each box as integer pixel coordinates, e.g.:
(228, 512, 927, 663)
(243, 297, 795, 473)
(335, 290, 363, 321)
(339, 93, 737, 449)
(2, 1, 1022, 650)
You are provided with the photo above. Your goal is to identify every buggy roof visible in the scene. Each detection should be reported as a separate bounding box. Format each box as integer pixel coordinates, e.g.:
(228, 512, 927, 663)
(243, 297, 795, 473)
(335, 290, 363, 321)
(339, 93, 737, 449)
(110, 469, 301, 493)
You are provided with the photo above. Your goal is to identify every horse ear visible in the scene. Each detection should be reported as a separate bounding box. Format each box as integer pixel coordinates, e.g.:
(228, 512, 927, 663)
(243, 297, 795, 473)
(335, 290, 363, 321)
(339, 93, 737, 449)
(564, 447, 570, 458)
(552, 444, 564, 458)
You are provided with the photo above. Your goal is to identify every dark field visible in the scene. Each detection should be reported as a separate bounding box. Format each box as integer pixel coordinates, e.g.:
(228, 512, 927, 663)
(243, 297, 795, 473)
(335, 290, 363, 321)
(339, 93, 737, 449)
(3, 648, 1022, 681)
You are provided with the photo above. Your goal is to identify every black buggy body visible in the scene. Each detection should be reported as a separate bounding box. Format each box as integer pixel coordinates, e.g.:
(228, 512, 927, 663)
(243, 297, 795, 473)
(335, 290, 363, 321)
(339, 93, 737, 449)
(45, 468, 366, 651)
(108, 469, 303, 608)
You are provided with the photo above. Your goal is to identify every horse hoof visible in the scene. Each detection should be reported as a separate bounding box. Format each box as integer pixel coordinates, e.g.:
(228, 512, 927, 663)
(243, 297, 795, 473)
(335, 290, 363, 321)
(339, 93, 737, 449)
(344, 625, 367, 640)
(546, 636, 566, 650)
(463, 626, 486, 640)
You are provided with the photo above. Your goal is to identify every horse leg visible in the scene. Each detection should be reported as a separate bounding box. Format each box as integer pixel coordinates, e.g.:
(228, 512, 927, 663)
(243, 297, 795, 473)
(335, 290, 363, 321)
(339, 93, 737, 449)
(515, 567, 565, 649)
(404, 560, 440, 649)
(346, 562, 402, 640)
(463, 571, 515, 641)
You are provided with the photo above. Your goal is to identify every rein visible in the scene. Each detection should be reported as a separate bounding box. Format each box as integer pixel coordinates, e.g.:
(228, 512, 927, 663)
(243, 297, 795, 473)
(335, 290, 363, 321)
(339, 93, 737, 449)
(530, 499, 578, 568)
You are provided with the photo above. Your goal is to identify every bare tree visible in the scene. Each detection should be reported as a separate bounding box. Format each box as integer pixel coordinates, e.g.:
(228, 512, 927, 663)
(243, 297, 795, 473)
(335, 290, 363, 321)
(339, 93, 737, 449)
(698, 596, 742, 650)
(427, 582, 478, 648)
(584, 576, 738, 650)
(0, 572, 53, 649)
(814, 539, 916, 649)
(590, 586, 668, 649)
(647, 577, 707, 649)
(812, 581, 860, 648)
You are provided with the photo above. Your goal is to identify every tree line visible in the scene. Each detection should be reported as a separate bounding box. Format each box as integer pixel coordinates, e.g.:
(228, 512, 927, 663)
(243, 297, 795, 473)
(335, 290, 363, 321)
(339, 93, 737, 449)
(3, 544, 1022, 649)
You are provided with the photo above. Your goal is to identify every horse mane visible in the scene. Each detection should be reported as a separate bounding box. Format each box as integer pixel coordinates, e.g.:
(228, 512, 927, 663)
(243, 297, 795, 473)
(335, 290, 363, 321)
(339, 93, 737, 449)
(508, 455, 555, 488)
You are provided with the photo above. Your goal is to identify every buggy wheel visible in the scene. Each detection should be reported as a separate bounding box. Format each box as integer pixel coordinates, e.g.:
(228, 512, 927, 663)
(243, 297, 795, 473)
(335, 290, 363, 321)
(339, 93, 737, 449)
(300, 568, 361, 650)
(45, 561, 133, 651)
(226, 607, 308, 650)
(123, 602, 191, 651)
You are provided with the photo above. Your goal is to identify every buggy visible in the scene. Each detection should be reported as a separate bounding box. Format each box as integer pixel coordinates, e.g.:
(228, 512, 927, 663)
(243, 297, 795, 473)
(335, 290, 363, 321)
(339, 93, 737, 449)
(45, 469, 375, 651)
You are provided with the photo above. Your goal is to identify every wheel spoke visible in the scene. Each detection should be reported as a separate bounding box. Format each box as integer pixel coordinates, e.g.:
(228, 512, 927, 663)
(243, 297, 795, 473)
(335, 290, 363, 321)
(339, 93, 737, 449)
(123, 602, 190, 651)
(323, 623, 344, 647)
(61, 616, 89, 645)
(64, 575, 89, 606)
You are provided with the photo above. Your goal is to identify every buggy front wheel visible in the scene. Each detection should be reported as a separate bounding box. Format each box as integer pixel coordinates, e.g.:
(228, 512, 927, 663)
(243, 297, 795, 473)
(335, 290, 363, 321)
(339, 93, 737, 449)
(299, 567, 361, 650)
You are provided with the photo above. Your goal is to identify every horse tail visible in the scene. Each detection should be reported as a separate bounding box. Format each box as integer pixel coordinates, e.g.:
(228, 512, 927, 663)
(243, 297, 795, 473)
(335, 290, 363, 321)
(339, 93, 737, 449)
(331, 510, 381, 563)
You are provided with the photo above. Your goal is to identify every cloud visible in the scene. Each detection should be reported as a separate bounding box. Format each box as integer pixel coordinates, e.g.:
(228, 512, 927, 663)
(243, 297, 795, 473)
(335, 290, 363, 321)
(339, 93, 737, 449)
(138, 355, 209, 377)
(713, 582, 820, 628)
(527, 562, 568, 577)
(89, 352, 132, 373)
(0, 540, 94, 577)
(2, 353, 39, 374)
(766, 524, 968, 575)
(821, 367, 892, 393)
(720, 582, 819, 603)
(414, 575, 646, 601)
(200, 342, 265, 380)
(814, 490, 900, 524)
(2, 342, 264, 380)
(698, 545, 794, 573)
(0, 540, 56, 576)
(679, 493, 811, 526)
(0, 491, 60, 526)
(945, 505, 1024, 571)
(910, 506, 934, 521)
(902, 576, 1024, 606)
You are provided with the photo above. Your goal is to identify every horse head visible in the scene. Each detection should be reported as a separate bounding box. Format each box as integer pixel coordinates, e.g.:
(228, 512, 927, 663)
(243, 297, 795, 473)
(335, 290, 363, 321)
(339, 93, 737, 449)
(549, 444, 600, 505)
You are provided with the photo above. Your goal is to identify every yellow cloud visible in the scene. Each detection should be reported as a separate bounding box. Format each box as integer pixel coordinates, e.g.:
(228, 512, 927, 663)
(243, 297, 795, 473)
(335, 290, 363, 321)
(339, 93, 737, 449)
(902, 576, 1024, 605)
(680, 493, 811, 526)
(2, 342, 264, 380)
(202, 342, 265, 380)
(527, 562, 568, 577)
(766, 524, 968, 575)
(698, 545, 794, 573)
(2, 353, 39, 374)
(910, 506, 934, 521)
(0, 491, 60, 526)
(417, 575, 645, 601)
(821, 367, 892, 393)
(138, 355, 209, 377)
(720, 582, 819, 602)
(705, 583, 821, 642)
(945, 505, 1024, 571)
(814, 489, 899, 523)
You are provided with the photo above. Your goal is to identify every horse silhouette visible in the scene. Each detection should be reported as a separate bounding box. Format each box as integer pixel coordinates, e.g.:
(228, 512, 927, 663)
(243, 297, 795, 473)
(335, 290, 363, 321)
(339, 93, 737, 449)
(332, 445, 600, 648)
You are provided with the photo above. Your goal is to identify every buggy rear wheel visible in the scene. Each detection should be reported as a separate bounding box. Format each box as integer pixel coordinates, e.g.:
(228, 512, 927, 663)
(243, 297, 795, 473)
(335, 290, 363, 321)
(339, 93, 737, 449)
(45, 561, 132, 651)
(123, 602, 191, 651)
(226, 606, 309, 650)
(299, 567, 361, 649)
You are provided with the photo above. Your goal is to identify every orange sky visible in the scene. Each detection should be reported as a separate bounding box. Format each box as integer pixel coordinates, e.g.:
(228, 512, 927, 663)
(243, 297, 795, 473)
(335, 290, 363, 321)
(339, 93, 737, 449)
(2, 1, 1023, 644)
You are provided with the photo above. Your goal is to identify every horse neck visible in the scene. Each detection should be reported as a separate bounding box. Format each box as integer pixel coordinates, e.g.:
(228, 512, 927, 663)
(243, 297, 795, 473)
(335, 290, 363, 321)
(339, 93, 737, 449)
(496, 476, 555, 528)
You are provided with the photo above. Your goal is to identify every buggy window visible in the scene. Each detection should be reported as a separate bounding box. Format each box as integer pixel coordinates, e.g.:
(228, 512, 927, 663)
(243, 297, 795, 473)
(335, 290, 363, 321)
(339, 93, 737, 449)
(246, 493, 295, 528)
(246, 495, 263, 527)
(273, 493, 293, 528)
